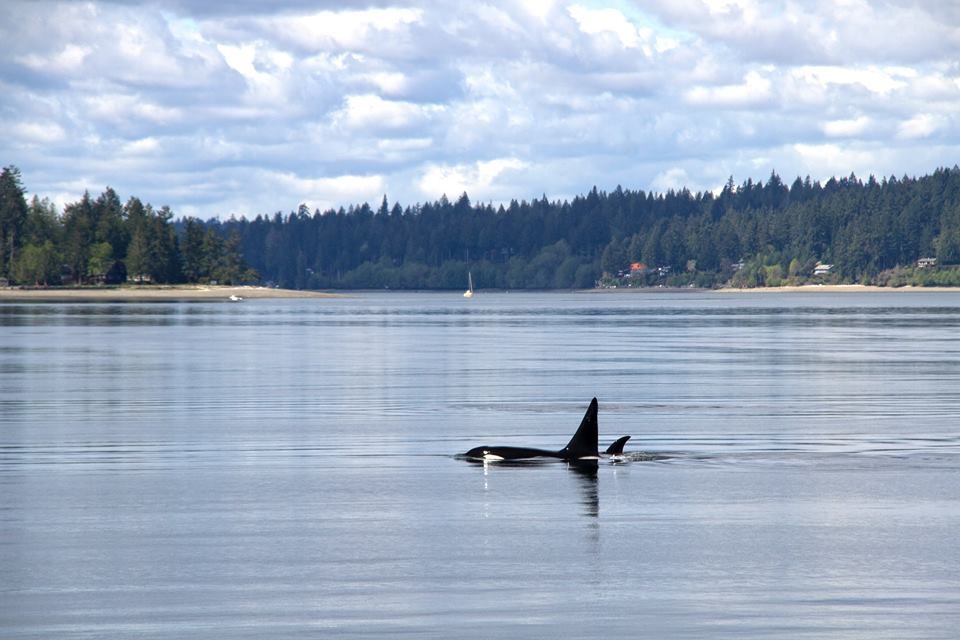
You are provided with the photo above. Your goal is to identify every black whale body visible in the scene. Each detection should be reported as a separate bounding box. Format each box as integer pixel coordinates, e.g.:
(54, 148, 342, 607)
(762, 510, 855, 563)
(462, 398, 629, 462)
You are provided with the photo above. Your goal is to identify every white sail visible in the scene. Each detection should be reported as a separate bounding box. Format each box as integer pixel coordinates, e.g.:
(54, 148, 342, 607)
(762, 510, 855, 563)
(464, 271, 474, 298)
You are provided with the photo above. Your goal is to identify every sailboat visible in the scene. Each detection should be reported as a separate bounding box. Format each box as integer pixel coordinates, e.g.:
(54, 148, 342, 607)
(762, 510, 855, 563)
(463, 271, 474, 298)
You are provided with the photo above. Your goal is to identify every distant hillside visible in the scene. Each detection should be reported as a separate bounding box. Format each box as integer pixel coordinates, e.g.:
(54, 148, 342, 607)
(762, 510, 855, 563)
(214, 167, 960, 289)
(5, 164, 960, 289)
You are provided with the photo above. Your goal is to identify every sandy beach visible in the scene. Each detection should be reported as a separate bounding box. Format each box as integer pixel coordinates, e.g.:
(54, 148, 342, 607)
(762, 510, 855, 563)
(585, 284, 960, 293)
(580, 284, 960, 294)
(5, 284, 960, 301)
(717, 284, 960, 293)
(0, 285, 341, 302)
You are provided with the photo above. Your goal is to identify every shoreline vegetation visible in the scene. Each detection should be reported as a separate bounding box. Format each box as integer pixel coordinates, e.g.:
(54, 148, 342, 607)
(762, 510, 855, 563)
(0, 285, 340, 301)
(5, 165, 960, 292)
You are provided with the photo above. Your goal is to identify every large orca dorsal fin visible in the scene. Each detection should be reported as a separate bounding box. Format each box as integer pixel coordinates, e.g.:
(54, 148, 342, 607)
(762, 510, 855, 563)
(561, 398, 599, 460)
(605, 435, 631, 456)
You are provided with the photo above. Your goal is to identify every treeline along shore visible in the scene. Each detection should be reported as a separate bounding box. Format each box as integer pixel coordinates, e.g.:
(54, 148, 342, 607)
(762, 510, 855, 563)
(4, 164, 960, 291)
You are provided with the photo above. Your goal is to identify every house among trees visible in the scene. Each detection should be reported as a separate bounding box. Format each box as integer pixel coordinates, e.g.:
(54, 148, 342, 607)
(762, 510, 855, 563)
(917, 257, 938, 269)
(813, 262, 833, 276)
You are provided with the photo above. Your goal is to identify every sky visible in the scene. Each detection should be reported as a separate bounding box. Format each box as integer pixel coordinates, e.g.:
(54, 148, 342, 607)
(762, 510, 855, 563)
(2, 0, 959, 219)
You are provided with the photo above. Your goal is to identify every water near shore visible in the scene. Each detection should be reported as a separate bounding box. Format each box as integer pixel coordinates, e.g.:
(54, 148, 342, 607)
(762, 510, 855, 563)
(3, 291, 960, 638)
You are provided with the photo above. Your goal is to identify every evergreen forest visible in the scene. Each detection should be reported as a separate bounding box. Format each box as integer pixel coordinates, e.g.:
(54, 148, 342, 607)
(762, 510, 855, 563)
(4, 163, 960, 290)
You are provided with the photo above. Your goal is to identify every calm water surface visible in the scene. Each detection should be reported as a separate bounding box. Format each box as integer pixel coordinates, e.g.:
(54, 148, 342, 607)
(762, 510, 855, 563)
(2, 291, 960, 638)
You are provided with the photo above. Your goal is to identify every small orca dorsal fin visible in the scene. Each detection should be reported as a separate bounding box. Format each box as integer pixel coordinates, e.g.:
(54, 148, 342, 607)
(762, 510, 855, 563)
(605, 435, 631, 456)
(561, 398, 599, 460)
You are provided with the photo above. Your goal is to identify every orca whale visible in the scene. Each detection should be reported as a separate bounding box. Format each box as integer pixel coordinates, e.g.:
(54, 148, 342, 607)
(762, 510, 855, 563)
(462, 398, 630, 462)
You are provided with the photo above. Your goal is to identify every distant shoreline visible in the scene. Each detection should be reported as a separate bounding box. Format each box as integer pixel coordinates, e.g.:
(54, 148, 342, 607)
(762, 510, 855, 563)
(5, 284, 960, 302)
(585, 284, 960, 293)
(719, 284, 960, 293)
(0, 285, 341, 302)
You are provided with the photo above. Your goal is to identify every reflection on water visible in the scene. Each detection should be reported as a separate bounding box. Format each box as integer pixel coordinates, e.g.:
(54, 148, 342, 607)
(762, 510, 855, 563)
(569, 462, 599, 518)
(3, 291, 960, 638)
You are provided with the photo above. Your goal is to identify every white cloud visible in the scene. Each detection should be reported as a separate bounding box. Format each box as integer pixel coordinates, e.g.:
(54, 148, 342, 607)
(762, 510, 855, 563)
(897, 113, 945, 139)
(419, 158, 529, 200)
(377, 137, 434, 154)
(912, 72, 960, 101)
(651, 167, 692, 192)
(259, 8, 423, 53)
(13, 121, 67, 144)
(16, 44, 91, 73)
(793, 66, 914, 96)
(474, 4, 525, 33)
(215, 41, 297, 108)
(358, 71, 410, 96)
(686, 70, 774, 107)
(516, 0, 559, 21)
(791, 143, 889, 177)
(568, 5, 642, 49)
(821, 116, 871, 138)
(463, 67, 518, 100)
(269, 171, 385, 211)
(331, 94, 443, 132)
(643, 0, 954, 65)
(192, 169, 388, 217)
(217, 42, 259, 78)
(113, 22, 184, 80)
(83, 94, 181, 124)
(121, 137, 161, 155)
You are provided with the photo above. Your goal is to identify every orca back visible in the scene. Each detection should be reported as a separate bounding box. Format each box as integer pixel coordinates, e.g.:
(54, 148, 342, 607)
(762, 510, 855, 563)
(560, 397, 599, 460)
(462, 446, 559, 461)
(605, 435, 631, 456)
